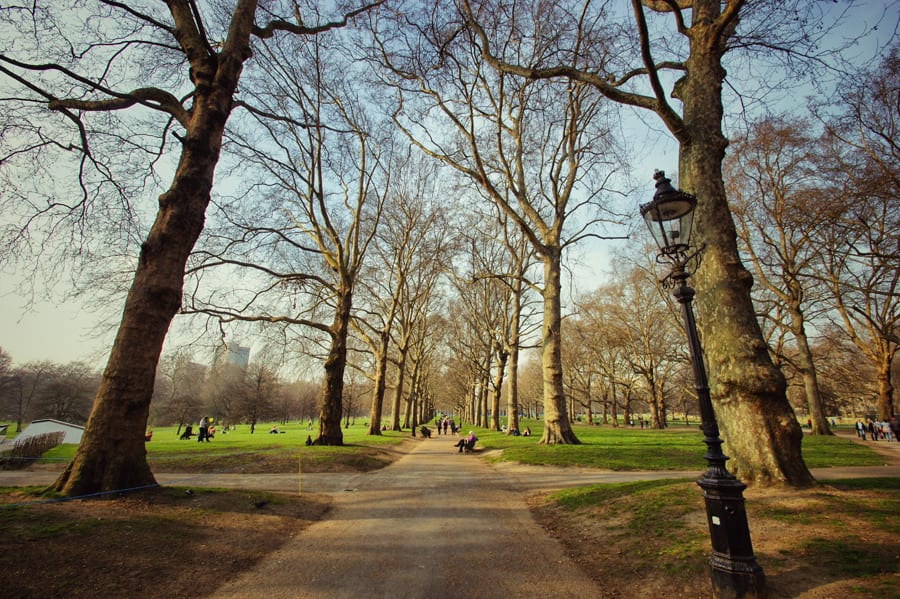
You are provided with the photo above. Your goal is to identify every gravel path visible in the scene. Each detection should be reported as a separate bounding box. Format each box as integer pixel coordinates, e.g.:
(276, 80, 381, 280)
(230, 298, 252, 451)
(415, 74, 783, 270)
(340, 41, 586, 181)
(213, 437, 602, 599)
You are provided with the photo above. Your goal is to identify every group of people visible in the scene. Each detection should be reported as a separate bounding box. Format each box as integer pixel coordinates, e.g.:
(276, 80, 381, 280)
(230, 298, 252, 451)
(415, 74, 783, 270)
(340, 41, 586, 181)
(500, 424, 531, 437)
(855, 418, 897, 442)
(433, 416, 458, 436)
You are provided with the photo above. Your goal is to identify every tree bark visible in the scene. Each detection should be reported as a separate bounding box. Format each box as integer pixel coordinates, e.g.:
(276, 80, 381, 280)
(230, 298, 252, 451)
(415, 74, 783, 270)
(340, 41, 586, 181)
(877, 355, 894, 422)
(789, 308, 832, 435)
(316, 284, 352, 446)
(366, 335, 390, 435)
(506, 277, 523, 434)
(680, 8, 812, 485)
(540, 253, 579, 444)
(53, 2, 258, 495)
(389, 349, 408, 431)
(490, 346, 507, 431)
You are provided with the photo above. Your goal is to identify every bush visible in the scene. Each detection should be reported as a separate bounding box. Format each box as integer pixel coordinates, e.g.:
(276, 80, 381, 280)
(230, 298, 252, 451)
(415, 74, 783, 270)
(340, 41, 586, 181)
(0, 431, 66, 470)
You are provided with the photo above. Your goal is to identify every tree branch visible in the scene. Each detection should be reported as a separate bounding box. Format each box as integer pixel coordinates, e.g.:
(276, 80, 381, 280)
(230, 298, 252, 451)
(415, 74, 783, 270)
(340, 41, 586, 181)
(252, 1, 385, 39)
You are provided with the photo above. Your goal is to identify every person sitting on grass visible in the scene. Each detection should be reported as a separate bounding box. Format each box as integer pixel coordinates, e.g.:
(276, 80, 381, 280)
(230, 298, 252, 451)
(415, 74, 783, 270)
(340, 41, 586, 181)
(454, 430, 477, 453)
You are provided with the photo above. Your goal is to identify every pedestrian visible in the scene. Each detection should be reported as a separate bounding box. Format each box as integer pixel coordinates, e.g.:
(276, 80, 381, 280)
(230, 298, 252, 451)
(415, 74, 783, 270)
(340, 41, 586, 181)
(855, 419, 866, 440)
(442, 419, 449, 435)
(197, 416, 209, 443)
(867, 419, 877, 441)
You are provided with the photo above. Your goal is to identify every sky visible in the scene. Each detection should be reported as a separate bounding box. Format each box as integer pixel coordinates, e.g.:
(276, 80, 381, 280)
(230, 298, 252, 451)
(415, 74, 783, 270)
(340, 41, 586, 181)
(0, 1, 894, 368)
(0, 278, 116, 365)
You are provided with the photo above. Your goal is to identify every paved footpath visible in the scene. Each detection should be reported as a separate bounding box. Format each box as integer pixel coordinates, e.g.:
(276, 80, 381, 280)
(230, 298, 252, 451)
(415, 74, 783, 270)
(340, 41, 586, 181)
(215, 438, 602, 599)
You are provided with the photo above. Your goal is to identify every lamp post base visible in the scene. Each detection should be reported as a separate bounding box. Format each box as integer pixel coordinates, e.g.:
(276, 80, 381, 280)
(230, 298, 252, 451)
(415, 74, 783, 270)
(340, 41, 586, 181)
(709, 560, 767, 599)
(699, 474, 767, 599)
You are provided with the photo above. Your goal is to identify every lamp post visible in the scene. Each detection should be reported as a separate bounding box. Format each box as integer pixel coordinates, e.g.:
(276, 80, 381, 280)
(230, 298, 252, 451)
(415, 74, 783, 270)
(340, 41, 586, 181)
(640, 171, 767, 599)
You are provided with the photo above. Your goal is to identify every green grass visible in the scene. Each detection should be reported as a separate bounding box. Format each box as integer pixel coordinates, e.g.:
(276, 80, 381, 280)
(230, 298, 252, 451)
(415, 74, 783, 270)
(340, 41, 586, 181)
(41, 421, 410, 473)
(799, 434, 887, 467)
(25, 417, 891, 474)
(537, 476, 900, 594)
(473, 419, 887, 471)
(550, 478, 694, 510)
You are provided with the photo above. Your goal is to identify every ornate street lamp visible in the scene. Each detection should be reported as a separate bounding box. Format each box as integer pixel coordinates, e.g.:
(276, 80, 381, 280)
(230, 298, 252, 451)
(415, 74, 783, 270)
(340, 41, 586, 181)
(640, 171, 767, 599)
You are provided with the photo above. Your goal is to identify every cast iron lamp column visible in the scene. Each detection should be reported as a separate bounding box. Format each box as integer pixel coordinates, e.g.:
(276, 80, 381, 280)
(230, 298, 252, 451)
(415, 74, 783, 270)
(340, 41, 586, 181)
(640, 171, 766, 599)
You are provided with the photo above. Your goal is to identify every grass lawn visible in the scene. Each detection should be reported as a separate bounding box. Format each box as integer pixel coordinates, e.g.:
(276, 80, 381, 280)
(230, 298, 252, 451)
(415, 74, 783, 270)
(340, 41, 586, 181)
(466, 419, 887, 470)
(534, 476, 900, 598)
(39, 421, 411, 473)
(25, 417, 888, 474)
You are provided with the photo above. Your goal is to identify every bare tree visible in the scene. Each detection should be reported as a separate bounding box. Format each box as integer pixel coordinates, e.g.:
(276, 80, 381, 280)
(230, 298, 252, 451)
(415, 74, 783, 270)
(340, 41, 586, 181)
(6, 362, 53, 433)
(151, 351, 207, 430)
(725, 116, 833, 435)
(815, 48, 900, 421)
(370, 2, 627, 443)
(235, 362, 279, 433)
(352, 164, 454, 434)
(813, 329, 878, 419)
(0, 1, 383, 495)
(183, 21, 392, 445)
(0, 348, 13, 423)
(461, 0, 843, 485)
(575, 266, 684, 429)
(37, 363, 98, 423)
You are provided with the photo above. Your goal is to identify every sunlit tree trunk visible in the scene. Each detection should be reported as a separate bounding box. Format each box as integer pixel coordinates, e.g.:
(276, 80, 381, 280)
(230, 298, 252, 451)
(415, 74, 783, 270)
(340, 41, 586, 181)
(788, 309, 831, 435)
(317, 284, 352, 446)
(366, 335, 391, 435)
(681, 31, 811, 483)
(540, 254, 579, 444)
(490, 344, 507, 431)
(389, 350, 408, 431)
(506, 275, 523, 434)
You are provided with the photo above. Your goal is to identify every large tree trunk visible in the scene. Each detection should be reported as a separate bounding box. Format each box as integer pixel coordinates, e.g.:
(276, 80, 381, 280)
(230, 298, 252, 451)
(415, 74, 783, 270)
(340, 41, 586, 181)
(389, 348, 408, 431)
(680, 11, 812, 486)
(55, 161, 215, 496)
(790, 308, 831, 435)
(490, 347, 507, 431)
(52, 6, 257, 493)
(539, 253, 579, 444)
(366, 334, 390, 435)
(876, 355, 894, 421)
(506, 284, 522, 434)
(317, 286, 352, 446)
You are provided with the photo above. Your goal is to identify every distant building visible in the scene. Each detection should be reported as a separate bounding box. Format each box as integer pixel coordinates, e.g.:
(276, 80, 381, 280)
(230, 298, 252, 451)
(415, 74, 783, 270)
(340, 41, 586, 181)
(213, 342, 251, 370)
(184, 361, 208, 382)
